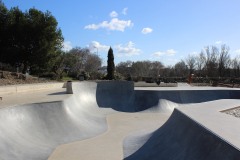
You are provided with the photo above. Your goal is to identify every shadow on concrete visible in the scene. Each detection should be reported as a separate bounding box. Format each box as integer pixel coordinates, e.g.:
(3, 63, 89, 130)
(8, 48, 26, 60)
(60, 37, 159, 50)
(96, 81, 240, 112)
(125, 109, 240, 160)
(48, 91, 67, 95)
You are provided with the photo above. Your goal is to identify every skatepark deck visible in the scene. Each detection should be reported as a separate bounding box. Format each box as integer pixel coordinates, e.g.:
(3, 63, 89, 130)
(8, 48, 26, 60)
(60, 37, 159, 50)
(0, 81, 239, 160)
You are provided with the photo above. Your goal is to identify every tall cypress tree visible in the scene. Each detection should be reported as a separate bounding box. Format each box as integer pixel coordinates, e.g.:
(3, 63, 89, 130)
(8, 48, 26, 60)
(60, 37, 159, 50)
(107, 47, 115, 80)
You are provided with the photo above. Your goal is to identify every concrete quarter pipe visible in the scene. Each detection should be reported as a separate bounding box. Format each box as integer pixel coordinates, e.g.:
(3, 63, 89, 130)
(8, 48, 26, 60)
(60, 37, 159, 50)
(124, 109, 240, 160)
(0, 81, 239, 160)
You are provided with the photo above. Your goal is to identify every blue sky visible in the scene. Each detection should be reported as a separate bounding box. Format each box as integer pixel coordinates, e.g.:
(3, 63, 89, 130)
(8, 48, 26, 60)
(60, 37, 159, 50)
(4, 0, 240, 66)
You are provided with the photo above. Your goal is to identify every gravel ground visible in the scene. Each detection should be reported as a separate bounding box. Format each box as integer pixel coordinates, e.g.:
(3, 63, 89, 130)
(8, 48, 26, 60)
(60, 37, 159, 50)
(0, 71, 57, 86)
(0, 78, 54, 86)
(224, 107, 240, 118)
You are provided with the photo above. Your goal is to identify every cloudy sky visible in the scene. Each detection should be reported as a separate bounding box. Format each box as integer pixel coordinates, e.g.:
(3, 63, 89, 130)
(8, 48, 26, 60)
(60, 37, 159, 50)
(4, 0, 240, 66)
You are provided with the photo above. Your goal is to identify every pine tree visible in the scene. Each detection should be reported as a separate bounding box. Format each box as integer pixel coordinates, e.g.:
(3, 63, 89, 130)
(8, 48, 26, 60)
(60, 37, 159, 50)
(107, 47, 115, 80)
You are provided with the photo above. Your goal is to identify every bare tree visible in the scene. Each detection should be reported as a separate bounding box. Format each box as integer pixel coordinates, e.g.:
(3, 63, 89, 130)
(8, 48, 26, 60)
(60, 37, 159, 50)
(85, 54, 101, 73)
(161, 65, 175, 77)
(117, 60, 164, 79)
(218, 44, 231, 77)
(203, 46, 218, 77)
(149, 61, 164, 78)
(63, 47, 102, 78)
(116, 61, 133, 78)
(185, 54, 197, 74)
(232, 56, 240, 77)
(174, 60, 188, 77)
(195, 51, 206, 76)
(131, 61, 151, 77)
(68, 47, 89, 74)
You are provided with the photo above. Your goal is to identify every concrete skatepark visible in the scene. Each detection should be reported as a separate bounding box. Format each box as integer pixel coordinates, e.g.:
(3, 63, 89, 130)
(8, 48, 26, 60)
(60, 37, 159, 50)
(0, 81, 240, 160)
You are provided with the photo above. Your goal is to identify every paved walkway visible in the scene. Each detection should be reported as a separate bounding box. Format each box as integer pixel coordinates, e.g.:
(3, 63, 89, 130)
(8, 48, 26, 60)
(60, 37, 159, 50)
(0, 87, 69, 108)
(49, 112, 170, 160)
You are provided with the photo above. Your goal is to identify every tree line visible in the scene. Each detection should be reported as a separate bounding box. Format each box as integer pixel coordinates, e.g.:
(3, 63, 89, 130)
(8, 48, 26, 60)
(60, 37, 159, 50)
(53, 47, 102, 80)
(1, 1, 239, 81)
(0, 1, 101, 80)
(175, 45, 240, 78)
(0, 1, 63, 74)
(116, 45, 240, 81)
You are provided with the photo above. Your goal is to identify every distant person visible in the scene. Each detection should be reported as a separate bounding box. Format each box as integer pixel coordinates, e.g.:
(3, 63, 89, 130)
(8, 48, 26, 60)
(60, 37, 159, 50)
(156, 79, 161, 86)
(156, 75, 161, 86)
(188, 74, 194, 84)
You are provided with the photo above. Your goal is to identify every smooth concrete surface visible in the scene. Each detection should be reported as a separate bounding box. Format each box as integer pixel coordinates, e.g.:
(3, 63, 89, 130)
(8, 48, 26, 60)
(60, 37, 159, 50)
(0, 81, 239, 160)
(48, 112, 170, 160)
(179, 99, 240, 152)
(125, 109, 240, 160)
(0, 87, 68, 108)
(0, 82, 116, 160)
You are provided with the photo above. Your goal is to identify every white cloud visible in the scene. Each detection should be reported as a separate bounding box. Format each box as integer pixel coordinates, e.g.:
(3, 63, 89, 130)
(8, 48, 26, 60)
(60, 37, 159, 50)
(122, 8, 128, 15)
(190, 51, 198, 56)
(115, 41, 141, 56)
(166, 49, 177, 55)
(141, 27, 153, 34)
(84, 24, 99, 30)
(88, 41, 110, 52)
(234, 49, 240, 55)
(110, 11, 118, 18)
(88, 41, 141, 57)
(84, 18, 133, 32)
(215, 41, 222, 45)
(152, 49, 177, 57)
(62, 41, 73, 51)
(153, 51, 165, 57)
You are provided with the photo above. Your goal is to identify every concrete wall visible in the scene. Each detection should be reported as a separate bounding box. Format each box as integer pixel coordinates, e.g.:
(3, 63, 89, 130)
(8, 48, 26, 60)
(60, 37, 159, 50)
(0, 83, 64, 95)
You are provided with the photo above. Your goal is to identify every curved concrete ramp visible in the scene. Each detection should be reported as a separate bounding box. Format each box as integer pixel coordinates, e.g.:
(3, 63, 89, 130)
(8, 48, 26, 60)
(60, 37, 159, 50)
(124, 109, 240, 160)
(0, 81, 239, 160)
(94, 81, 240, 112)
(0, 82, 114, 160)
(96, 81, 135, 112)
(133, 89, 240, 111)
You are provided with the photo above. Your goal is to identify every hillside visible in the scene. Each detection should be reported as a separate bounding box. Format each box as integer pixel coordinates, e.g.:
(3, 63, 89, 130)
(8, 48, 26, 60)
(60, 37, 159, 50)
(0, 71, 54, 86)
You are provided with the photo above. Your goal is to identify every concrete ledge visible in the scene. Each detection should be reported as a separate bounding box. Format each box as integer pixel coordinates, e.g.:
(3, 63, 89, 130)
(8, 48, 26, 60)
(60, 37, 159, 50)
(0, 86, 16, 95)
(0, 82, 64, 95)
